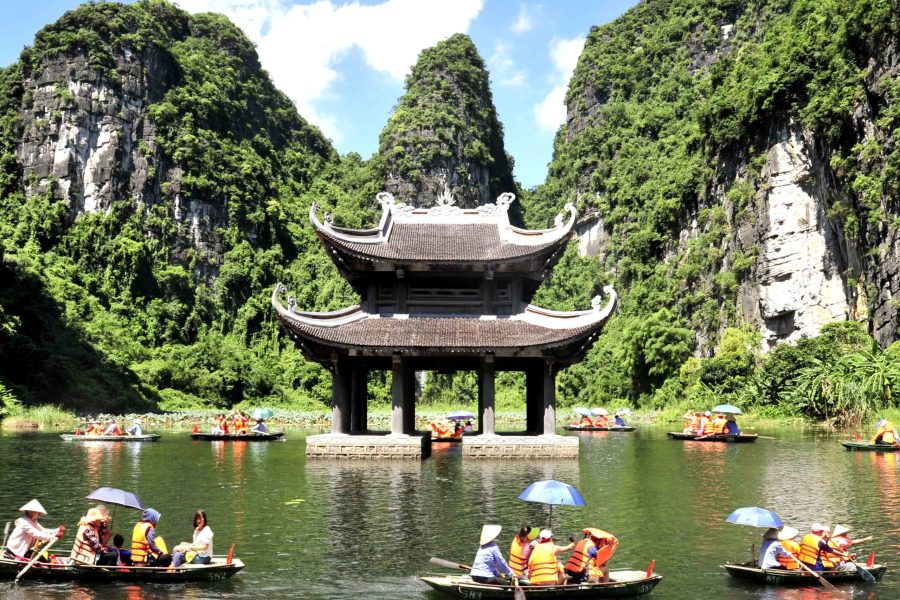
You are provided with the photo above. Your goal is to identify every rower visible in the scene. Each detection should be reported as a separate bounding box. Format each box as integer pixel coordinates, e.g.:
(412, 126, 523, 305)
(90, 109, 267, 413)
(470, 525, 515, 585)
(722, 415, 740, 435)
(613, 412, 627, 427)
(527, 529, 574, 586)
(4, 499, 64, 561)
(870, 419, 898, 444)
(126, 418, 143, 436)
(251, 418, 268, 434)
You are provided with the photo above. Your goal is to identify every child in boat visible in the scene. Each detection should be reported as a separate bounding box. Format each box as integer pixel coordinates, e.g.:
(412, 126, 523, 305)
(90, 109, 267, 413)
(112, 533, 133, 565)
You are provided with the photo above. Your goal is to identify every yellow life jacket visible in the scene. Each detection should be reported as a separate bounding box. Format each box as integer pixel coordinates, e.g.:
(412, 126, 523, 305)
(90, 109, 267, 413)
(509, 536, 529, 576)
(70, 524, 98, 564)
(798, 533, 835, 567)
(131, 521, 156, 563)
(699, 417, 712, 434)
(528, 542, 559, 585)
(776, 539, 801, 569)
(564, 538, 595, 573)
(819, 537, 840, 569)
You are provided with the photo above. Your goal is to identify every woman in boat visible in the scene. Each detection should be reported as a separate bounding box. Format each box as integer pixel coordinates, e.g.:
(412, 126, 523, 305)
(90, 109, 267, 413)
(697, 412, 713, 435)
(830, 524, 858, 552)
(613, 412, 627, 427)
(132, 508, 172, 567)
(232, 411, 248, 435)
(126, 418, 143, 436)
(85, 419, 104, 436)
(508, 526, 538, 580)
(870, 419, 898, 444)
(103, 418, 123, 436)
(587, 529, 618, 583)
(757, 527, 779, 566)
(563, 531, 596, 583)
(759, 526, 799, 569)
(527, 529, 574, 586)
(4, 499, 63, 561)
(70, 508, 118, 565)
(251, 418, 268, 434)
(593, 413, 609, 428)
(172, 509, 213, 568)
(575, 414, 593, 427)
(470, 525, 515, 585)
(722, 415, 740, 435)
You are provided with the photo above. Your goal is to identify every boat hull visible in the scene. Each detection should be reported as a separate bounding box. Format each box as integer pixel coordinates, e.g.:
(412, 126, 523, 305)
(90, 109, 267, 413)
(421, 571, 662, 598)
(666, 432, 757, 443)
(723, 562, 885, 585)
(841, 441, 900, 452)
(0, 556, 244, 583)
(190, 432, 285, 441)
(60, 434, 160, 442)
(565, 426, 635, 432)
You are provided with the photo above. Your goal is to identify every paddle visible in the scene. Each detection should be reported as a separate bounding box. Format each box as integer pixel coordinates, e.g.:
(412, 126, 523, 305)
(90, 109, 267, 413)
(1, 522, 10, 550)
(513, 575, 526, 600)
(15, 537, 58, 583)
(794, 559, 839, 592)
(430, 556, 472, 571)
(845, 558, 876, 584)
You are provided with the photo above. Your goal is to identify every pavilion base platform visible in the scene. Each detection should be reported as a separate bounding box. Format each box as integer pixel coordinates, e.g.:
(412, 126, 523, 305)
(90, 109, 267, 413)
(462, 434, 579, 459)
(305, 433, 431, 459)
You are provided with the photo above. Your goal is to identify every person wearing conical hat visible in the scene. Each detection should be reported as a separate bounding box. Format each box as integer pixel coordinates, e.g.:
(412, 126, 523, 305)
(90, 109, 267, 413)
(469, 524, 516, 585)
(830, 524, 856, 552)
(126, 418, 143, 436)
(4, 499, 64, 560)
(759, 526, 801, 569)
(70, 508, 118, 565)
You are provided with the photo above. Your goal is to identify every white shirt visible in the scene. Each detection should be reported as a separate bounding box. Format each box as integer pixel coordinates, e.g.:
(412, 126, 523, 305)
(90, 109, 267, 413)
(6, 515, 57, 557)
(193, 525, 213, 557)
(127, 423, 142, 435)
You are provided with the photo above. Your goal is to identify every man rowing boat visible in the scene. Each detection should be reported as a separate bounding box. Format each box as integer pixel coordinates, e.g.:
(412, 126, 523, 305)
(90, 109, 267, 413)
(4, 499, 64, 561)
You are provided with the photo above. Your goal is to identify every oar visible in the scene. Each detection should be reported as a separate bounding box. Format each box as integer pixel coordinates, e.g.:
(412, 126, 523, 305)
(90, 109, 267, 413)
(1, 522, 10, 550)
(430, 557, 472, 571)
(794, 559, 839, 592)
(845, 558, 876, 583)
(15, 537, 58, 583)
(513, 574, 526, 600)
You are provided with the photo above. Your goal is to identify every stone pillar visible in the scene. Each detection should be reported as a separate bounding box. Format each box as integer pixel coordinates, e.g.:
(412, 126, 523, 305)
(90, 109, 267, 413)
(542, 359, 557, 435)
(479, 355, 496, 435)
(350, 364, 368, 433)
(331, 356, 350, 434)
(403, 364, 416, 434)
(391, 354, 405, 435)
(526, 364, 542, 434)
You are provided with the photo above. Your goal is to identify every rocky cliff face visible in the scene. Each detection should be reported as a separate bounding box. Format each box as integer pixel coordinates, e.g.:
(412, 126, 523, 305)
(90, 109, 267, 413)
(557, 0, 899, 351)
(376, 34, 520, 218)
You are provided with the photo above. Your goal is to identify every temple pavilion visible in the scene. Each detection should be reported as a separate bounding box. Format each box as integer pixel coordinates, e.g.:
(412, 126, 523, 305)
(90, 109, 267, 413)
(272, 190, 616, 458)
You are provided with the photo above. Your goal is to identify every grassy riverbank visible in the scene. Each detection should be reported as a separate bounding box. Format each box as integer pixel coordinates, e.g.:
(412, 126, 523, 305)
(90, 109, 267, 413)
(4, 403, 898, 434)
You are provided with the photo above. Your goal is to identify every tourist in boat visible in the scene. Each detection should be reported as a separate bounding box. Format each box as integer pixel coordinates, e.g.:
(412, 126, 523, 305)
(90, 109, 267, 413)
(613, 412, 627, 427)
(759, 526, 800, 569)
(593, 413, 609, 428)
(103, 417, 123, 436)
(470, 524, 515, 585)
(111, 533, 133, 565)
(251, 418, 268, 434)
(697, 411, 713, 435)
(564, 528, 618, 584)
(508, 526, 538, 580)
(212, 413, 228, 435)
(70, 508, 118, 565)
(132, 508, 172, 567)
(575, 413, 593, 427)
(527, 529, 574, 586)
(722, 415, 740, 435)
(452, 419, 465, 439)
(711, 413, 728, 435)
(94, 504, 112, 545)
(870, 419, 898, 444)
(85, 419, 104, 436)
(798, 523, 852, 571)
(232, 411, 248, 435)
(587, 529, 618, 583)
(4, 499, 63, 561)
(463, 419, 473, 433)
(126, 418, 143, 436)
(563, 530, 597, 583)
(830, 524, 857, 552)
(430, 418, 452, 439)
(172, 509, 214, 567)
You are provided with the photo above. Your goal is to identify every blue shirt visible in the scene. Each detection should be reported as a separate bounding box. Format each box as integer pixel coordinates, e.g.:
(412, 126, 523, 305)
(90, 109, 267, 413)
(760, 540, 792, 569)
(723, 420, 740, 435)
(470, 542, 513, 578)
(614, 417, 626, 426)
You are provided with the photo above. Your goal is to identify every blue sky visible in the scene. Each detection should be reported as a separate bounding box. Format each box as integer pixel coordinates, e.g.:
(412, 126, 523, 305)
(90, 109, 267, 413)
(0, 0, 638, 188)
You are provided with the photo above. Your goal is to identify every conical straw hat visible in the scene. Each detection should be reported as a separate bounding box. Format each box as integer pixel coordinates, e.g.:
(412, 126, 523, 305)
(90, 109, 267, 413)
(19, 499, 47, 514)
(480, 524, 502, 545)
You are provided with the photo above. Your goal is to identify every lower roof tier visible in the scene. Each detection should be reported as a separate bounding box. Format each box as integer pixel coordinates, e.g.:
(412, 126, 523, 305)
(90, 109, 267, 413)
(272, 284, 617, 363)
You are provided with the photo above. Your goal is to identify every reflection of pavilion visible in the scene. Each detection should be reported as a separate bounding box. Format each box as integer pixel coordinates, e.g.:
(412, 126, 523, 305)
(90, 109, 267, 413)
(274, 191, 616, 459)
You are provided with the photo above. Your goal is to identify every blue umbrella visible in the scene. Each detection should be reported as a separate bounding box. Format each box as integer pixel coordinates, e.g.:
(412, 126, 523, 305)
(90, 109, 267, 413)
(573, 408, 592, 418)
(519, 480, 585, 529)
(446, 410, 475, 421)
(86, 487, 144, 510)
(712, 404, 743, 415)
(726, 507, 782, 528)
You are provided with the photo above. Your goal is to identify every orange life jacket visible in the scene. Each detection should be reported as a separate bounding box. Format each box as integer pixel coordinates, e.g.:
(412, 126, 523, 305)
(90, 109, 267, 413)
(578, 416, 592, 426)
(593, 416, 609, 428)
(777, 539, 801, 569)
(528, 542, 560, 585)
(509, 536, 529, 576)
(131, 521, 156, 563)
(233, 416, 247, 433)
(689, 416, 701, 431)
(70, 524, 98, 564)
(711, 416, 727, 434)
(216, 416, 229, 434)
(564, 538, 595, 573)
(591, 533, 618, 567)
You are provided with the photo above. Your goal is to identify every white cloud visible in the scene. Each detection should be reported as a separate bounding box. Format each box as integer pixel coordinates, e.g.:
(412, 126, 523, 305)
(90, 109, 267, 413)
(533, 35, 584, 132)
(175, 0, 484, 142)
(487, 40, 526, 88)
(510, 3, 533, 34)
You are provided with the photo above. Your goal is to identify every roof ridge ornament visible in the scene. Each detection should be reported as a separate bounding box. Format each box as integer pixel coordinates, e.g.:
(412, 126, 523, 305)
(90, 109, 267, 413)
(435, 185, 456, 207)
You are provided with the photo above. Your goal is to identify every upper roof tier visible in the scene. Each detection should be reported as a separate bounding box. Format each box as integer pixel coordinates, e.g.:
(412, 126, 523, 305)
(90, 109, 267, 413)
(311, 190, 576, 276)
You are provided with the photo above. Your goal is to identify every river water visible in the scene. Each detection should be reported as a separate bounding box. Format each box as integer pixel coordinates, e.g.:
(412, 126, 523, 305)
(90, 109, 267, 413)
(0, 426, 896, 599)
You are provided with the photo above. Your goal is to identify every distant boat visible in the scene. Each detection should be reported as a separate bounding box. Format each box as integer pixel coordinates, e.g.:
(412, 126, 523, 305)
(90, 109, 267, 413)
(841, 440, 900, 452)
(190, 432, 285, 441)
(0, 554, 244, 582)
(60, 434, 160, 442)
(667, 432, 757, 443)
(421, 570, 662, 598)
(722, 561, 885, 585)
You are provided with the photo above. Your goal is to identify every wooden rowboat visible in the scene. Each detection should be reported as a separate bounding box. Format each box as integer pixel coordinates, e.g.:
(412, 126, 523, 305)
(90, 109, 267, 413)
(841, 441, 900, 452)
(0, 555, 244, 583)
(666, 432, 757, 443)
(60, 434, 160, 442)
(564, 426, 636, 432)
(190, 432, 285, 441)
(723, 561, 885, 585)
(421, 571, 663, 598)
